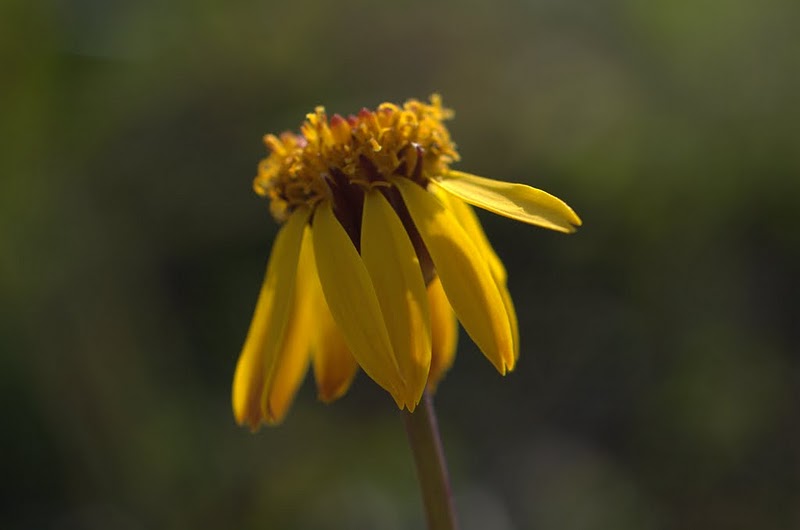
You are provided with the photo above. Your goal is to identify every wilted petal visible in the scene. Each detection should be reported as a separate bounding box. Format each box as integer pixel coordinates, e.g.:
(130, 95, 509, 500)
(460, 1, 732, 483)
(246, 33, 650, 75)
(393, 178, 514, 374)
(312, 200, 406, 405)
(427, 276, 458, 391)
(433, 170, 582, 233)
(232, 207, 310, 429)
(362, 190, 431, 410)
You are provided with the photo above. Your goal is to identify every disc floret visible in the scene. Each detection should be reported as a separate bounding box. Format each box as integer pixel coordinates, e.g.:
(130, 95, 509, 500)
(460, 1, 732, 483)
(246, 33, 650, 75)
(254, 95, 459, 222)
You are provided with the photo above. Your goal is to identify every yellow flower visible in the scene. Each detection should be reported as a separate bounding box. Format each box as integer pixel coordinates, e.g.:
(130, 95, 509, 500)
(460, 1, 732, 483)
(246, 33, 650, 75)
(233, 95, 581, 429)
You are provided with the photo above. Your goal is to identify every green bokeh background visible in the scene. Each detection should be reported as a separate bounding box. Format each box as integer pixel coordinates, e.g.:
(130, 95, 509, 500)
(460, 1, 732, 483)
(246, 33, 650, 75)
(3, 0, 799, 528)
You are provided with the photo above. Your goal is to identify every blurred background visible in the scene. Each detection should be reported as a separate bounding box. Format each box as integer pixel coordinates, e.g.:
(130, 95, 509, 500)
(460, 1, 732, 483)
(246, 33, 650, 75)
(3, 0, 799, 528)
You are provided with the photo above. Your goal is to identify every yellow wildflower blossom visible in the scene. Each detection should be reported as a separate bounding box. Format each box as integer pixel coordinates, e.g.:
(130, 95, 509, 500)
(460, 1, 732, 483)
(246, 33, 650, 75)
(233, 95, 581, 429)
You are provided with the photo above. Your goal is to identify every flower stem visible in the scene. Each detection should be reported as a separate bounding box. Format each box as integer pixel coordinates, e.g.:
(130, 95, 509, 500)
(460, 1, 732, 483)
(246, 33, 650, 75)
(403, 391, 459, 530)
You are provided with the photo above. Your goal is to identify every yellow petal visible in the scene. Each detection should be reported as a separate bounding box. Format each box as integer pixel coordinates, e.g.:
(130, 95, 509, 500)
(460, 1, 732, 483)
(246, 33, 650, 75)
(435, 190, 519, 362)
(427, 276, 458, 391)
(260, 227, 315, 425)
(307, 236, 358, 403)
(497, 281, 519, 363)
(362, 190, 431, 410)
(312, 303, 358, 403)
(434, 188, 507, 283)
(432, 170, 582, 233)
(232, 207, 310, 430)
(393, 178, 514, 373)
(311, 200, 406, 405)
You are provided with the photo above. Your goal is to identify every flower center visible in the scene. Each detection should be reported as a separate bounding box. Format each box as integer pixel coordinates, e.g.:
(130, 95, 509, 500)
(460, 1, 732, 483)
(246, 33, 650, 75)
(253, 95, 459, 223)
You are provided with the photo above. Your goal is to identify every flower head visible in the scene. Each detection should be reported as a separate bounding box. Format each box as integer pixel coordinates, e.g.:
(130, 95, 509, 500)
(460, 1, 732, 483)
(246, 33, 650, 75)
(233, 95, 581, 429)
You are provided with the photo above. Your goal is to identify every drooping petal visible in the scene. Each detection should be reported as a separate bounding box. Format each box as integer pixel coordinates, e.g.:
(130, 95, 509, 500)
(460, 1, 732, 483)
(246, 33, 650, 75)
(393, 177, 514, 374)
(306, 234, 358, 403)
(435, 190, 519, 362)
(312, 302, 358, 403)
(496, 281, 519, 363)
(260, 227, 315, 424)
(312, 200, 406, 406)
(232, 207, 310, 429)
(434, 188, 507, 283)
(361, 190, 431, 410)
(427, 275, 458, 391)
(433, 170, 582, 233)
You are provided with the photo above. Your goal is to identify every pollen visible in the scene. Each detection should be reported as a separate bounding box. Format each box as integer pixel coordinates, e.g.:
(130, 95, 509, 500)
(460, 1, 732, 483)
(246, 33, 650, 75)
(253, 95, 460, 222)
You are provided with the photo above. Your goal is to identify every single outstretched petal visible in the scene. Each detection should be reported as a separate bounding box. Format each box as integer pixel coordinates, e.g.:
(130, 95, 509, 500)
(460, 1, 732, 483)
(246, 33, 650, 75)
(427, 275, 458, 391)
(433, 170, 582, 233)
(362, 189, 431, 410)
(306, 235, 358, 403)
(260, 227, 315, 424)
(312, 200, 407, 406)
(393, 178, 514, 374)
(232, 207, 310, 429)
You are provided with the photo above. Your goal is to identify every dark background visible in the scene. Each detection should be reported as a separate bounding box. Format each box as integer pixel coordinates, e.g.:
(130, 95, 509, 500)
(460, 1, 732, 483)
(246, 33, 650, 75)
(3, 0, 799, 528)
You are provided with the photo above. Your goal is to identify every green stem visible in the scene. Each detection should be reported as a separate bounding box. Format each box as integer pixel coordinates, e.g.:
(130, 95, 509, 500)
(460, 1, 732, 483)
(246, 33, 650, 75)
(403, 391, 459, 530)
